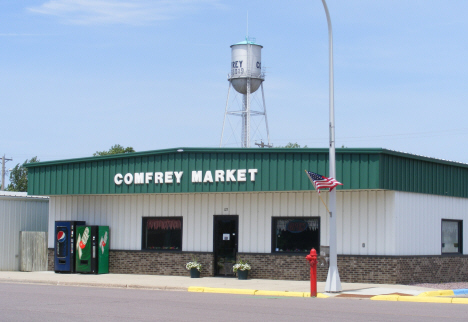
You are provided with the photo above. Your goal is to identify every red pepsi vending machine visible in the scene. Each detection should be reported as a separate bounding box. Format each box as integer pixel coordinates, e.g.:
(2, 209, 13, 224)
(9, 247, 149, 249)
(55, 221, 86, 273)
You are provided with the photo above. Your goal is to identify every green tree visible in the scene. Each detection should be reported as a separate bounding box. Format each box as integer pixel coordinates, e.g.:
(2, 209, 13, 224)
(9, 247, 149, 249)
(93, 144, 135, 156)
(281, 142, 308, 148)
(7, 156, 39, 192)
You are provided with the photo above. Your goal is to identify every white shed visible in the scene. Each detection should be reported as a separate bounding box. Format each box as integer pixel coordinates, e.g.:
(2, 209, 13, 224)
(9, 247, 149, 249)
(0, 191, 49, 270)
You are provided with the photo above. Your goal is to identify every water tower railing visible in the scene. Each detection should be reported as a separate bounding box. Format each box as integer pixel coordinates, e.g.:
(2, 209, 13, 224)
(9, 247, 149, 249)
(246, 36, 256, 43)
(227, 74, 265, 81)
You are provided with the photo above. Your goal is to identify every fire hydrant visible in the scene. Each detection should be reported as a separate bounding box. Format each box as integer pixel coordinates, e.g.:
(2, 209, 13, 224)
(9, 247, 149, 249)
(305, 248, 318, 297)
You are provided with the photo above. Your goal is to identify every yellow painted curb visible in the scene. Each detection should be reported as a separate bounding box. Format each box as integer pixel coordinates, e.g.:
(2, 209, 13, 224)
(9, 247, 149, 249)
(418, 290, 454, 297)
(203, 287, 257, 295)
(254, 290, 295, 297)
(271, 291, 305, 297)
(303, 292, 329, 298)
(372, 295, 468, 304)
(188, 287, 329, 298)
(371, 295, 400, 301)
(188, 286, 205, 292)
(452, 298, 468, 304)
(253, 290, 304, 297)
(398, 296, 452, 303)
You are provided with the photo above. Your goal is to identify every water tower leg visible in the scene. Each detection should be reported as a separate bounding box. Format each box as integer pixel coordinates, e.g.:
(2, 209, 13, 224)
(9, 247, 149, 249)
(260, 83, 271, 146)
(245, 78, 251, 147)
(241, 94, 246, 147)
(220, 82, 232, 147)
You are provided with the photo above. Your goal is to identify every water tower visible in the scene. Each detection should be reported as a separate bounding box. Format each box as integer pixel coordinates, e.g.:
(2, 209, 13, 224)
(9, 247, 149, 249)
(220, 37, 271, 148)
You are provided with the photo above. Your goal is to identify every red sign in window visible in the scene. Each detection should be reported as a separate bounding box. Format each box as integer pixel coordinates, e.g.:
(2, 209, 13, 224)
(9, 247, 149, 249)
(287, 220, 308, 233)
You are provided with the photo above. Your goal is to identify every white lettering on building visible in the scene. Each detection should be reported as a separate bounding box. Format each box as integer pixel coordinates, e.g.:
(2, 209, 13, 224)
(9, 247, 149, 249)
(174, 171, 183, 183)
(134, 173, 144, 184)
(124, 173, 133, 185)
(226, 169, 236, 182)
(114, 173, 123, 185)
(115, 169, 258, 186)
(145, 172, 153, 184)
(237, 169, 246, 182)
(203, 171, 213, 183)
(165, 171, 173, 183)
(154, 172, 163, 184)
(248, 169, 258, 181)
(192, 171, 202, 183)
(215, 170, 224, 182)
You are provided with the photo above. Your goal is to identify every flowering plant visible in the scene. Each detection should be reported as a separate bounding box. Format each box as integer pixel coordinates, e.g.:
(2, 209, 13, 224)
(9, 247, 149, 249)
(233, 259, 251, 272)
(185, 256, 202, 272)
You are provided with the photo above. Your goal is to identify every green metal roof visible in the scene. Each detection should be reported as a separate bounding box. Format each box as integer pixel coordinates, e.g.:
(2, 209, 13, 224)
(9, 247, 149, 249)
(231, 37, 262, 47)
(25, 147, 468, 198)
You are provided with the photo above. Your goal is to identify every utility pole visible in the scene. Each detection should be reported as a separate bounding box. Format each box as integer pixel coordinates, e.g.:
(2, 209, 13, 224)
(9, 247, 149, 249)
(1, 155, 13, 191)
(254, 141, 273, 148)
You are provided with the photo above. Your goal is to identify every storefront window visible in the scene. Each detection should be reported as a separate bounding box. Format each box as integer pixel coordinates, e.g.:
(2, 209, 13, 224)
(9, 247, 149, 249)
(142, 217, 182, 251)
(441, 220, 462, 254)
(272, 217, 320, 253)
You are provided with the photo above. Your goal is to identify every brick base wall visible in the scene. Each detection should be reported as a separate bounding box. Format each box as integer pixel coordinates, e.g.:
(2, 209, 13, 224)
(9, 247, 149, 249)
(47, 249, 468, 284)
(338, 256, 399, 284)
(396, 256, 468, 284)
(47, 249, 214, 277)
(336, 255, 468, 284)
(236, 253, 328, 281)
(110, 251, 214, 277)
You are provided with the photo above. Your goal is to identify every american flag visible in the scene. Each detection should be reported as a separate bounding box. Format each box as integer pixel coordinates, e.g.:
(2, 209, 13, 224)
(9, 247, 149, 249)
(305, 170, 343, 192)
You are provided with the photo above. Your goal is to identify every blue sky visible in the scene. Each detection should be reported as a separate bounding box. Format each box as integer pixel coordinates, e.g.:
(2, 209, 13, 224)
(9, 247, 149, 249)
(2, 1, 468, 179)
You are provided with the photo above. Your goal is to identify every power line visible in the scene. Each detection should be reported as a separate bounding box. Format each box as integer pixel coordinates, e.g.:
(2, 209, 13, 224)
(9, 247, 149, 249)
(271, 128, 468, 145)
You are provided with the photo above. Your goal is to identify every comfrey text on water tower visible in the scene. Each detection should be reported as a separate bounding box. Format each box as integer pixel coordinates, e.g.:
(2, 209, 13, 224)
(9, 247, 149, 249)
(220, 37, 271, 148)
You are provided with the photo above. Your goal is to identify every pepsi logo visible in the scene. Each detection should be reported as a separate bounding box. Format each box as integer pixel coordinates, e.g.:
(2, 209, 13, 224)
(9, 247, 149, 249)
(57, 231, 66, 242)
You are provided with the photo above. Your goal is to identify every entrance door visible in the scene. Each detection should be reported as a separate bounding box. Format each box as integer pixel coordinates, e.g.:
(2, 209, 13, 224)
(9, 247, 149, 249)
(213, 215, 238, 276)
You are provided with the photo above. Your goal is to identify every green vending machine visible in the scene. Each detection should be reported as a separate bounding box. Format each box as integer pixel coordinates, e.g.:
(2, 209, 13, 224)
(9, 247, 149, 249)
(76, 225, 109, 274)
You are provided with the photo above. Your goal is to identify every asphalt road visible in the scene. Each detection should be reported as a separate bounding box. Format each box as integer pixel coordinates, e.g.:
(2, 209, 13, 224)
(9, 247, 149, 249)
(1, 283, 466, 321)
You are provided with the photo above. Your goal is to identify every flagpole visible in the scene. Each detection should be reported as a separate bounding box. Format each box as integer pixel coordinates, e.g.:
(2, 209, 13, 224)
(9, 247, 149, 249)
(321, 0, 342, 293)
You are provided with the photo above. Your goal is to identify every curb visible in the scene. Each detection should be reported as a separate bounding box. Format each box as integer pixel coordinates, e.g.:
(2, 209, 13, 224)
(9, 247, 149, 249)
(418, 290, 455, 297)
(371, 295, 468, 304)
(417, 288, 468, 299)
(454, 289, 468, 296)
(188, 286, 328, 298)
(0, 278, 186, 291)
(418, 288, 468, 297)
(0, 279, 58, 286)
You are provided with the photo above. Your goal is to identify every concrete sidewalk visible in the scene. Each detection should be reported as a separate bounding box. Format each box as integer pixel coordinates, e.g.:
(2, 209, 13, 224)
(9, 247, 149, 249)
(0, 271, 434, 298)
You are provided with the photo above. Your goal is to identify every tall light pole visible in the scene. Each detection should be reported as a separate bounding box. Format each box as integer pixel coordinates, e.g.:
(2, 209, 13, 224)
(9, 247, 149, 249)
(321, 0, 342, 293)
(1, 155, 13, 191)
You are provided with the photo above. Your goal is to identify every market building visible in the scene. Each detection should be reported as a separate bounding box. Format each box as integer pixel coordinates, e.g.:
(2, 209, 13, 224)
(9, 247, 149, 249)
(25, 147, 468, 284)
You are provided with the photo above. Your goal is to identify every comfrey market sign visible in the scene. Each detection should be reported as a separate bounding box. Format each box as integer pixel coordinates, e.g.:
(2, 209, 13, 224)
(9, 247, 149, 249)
(114, 169, 258, 186)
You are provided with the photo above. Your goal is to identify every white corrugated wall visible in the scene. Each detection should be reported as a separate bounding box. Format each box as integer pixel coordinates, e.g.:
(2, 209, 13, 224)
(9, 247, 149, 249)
(337, 190, 395, 255)
(48, 190, 396, 255)
(394, 191, 468, 255)
(0, 197, 49, 270)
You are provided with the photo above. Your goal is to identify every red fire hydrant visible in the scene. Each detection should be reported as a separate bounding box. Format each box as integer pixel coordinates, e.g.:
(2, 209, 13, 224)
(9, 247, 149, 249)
(305, 248, 318, 297)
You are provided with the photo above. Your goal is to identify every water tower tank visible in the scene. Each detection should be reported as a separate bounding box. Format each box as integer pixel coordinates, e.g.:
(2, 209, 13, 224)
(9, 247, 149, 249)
(230, 39, 263, 94)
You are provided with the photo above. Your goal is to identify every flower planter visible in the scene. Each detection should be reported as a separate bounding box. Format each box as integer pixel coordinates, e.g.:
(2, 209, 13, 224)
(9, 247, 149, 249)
(237, 270, 249, 280)
(190, 268, 200, 278)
